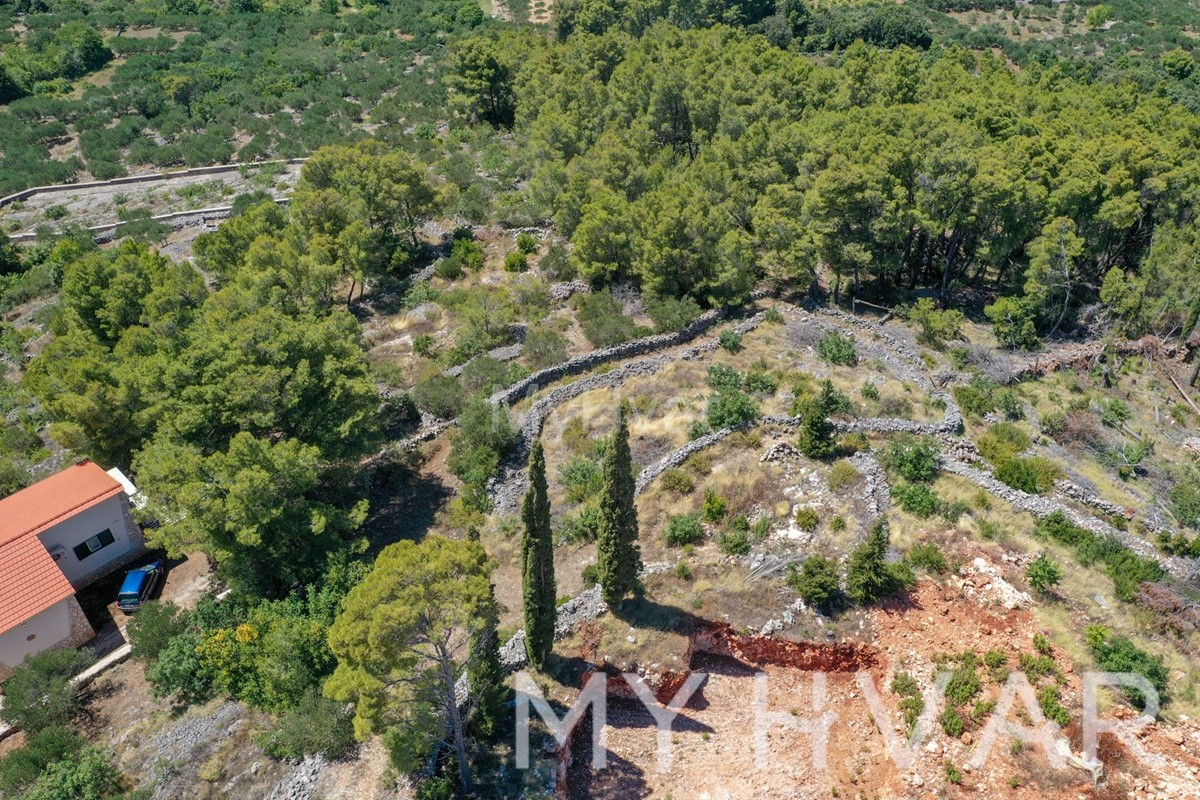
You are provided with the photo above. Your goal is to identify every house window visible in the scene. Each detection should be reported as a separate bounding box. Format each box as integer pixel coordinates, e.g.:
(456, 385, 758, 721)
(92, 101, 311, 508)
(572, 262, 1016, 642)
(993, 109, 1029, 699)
(73, 529, 116, 561)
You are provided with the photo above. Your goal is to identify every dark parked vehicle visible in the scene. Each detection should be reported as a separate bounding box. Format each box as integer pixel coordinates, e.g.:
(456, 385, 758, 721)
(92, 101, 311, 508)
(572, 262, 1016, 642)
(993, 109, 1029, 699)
(117, 560, 163, 612)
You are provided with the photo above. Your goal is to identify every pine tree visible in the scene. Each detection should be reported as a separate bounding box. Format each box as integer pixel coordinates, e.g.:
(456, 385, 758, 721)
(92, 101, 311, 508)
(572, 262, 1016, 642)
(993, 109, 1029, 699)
(521, 440, 556, 669)
(468, 579, 507, 739)
(596, 404, 642, 605)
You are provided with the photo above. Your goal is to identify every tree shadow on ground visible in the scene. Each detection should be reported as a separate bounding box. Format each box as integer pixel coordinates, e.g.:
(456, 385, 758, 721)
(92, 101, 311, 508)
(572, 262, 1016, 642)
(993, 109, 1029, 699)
(359, 459, 453, 555)
(566, 714, 652, 800)
(609, 595, 708, 637)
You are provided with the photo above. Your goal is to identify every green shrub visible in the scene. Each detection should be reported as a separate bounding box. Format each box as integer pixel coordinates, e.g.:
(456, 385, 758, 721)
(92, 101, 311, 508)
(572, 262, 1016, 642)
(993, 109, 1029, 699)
(126, 600, 188, 664)
(665, 513, 705, 546)
(786, 555, 840, 613)
(1036, 685, 1071, 726)
(892, 483, 941, 518)
(706, 388, 759, 430)
(947, 346, 971, 369)
(743, 370, 777, 395)
(1025, 552, 1062, 594)
(44, 205, 68, 221)
(1034, 512, 1163, 601)
(906, 298, 964, 349)
(906, 542, 948, 574)
(581, 563, 600, 585)
(828, 460, 860, 490)
(1040, 410, 1066, 437)
(706, 364, 744, 392)
(976, 422, 1030, 466)
(660, 468, 694, 495)
(940, 500, 970, 523)
(575, 291, 640, 347)
(646, 295, 702, 332)
(892, 671, 919, 698)
(524, 325, 569, 370)
(703, 489, 727, 522)
(516, 232, 539, 254)
(829, 515, 847, 532)
(1097, 397, 1131, 428)
(794, 507, 819, 531)
(995, 457, 1061, 494)
(882, 435, 940, 482)
(953, 383, 994, 419)
(0, 726, 85, 797)
(718, 330, 742, 353)
(559, 457, 603, 503)
(818, 331, 857, 366)
(412, 376, 465, 420)
(944, 665, 982, 707)
(846, 519, 913, 604)
(261, 691, 356, 760)
(860, 381, 880, 401)
(503, 251, 528, 272)
(940, 707, 965, 738)
(412, 334, 437, 358)
(945, 759, 963, 785)
(763, 307, 785, 324)
(718, 528, 752, 555)
(0, 649, 94, 733)
(1085, 625, 1168, 709)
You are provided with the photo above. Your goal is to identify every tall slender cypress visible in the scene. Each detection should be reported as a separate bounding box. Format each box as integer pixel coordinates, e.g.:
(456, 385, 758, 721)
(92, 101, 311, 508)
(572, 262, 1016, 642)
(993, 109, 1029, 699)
(596, 403, 642, 606)
(467, 579, 506, 739)
(521, 439, 556, 669)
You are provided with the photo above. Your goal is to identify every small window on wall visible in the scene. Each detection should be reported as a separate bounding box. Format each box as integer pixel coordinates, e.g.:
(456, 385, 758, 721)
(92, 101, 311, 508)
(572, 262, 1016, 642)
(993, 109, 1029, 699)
(73, 529, 116, 561)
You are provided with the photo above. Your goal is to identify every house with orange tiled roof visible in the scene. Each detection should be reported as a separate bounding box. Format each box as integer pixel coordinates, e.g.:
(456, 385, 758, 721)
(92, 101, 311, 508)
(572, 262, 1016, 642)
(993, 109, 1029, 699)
(0, 461, 145, 678)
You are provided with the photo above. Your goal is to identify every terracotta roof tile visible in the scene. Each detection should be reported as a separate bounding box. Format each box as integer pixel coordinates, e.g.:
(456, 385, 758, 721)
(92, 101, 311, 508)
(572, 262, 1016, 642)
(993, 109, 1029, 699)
(0, 461, 123, 547)
(0, 461, 123, 635)
(0, 536, 75, 635)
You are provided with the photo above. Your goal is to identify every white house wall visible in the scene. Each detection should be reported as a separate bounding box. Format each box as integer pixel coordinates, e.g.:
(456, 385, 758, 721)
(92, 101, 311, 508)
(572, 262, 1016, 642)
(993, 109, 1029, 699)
(0, 601, 71, 673)
(35, 495, 145, 588)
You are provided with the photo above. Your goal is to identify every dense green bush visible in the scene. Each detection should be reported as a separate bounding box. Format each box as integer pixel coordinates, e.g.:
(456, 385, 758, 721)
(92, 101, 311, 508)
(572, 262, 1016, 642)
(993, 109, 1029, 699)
(717, 528, 751, 555)
(1086, 625, 1169, 709)
(706, 388, 759, 430)
(706, 364, 743, 392)
(126, 600, 188, 664)
(1034, 512, 1163, 601)
(818, 331, 857, 366)
(892, 483, 941, 518)
(905, 542, 948, 574)
(718, 330, 742, 353)
(0, 727, 85, 797)
(574, 291, 640, 347)
(794, 507, 819, 531)
(660, 468, 694, 495)
(1025, 552, 1062, 594)
(260, 691, 357, 760)
(882, 435, 939, 482)
(976, 422, 1031, 466)
(786, 555, 841, 613)
(559, 457, 603, 503)
(646, 295, 702, 332)
(664, 513, 704, 546)
(0, 649, 94, 734)
(846, 519, 913, 604)
(994, 456, 1061, 494)
(412, 376, 466, 420)
(702, 489, 727, 521)
(523, 325, 569, 369)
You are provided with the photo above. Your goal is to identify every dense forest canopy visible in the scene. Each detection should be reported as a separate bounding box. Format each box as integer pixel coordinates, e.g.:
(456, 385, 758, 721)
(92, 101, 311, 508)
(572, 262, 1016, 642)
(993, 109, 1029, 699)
(466, 24, 1200, 340)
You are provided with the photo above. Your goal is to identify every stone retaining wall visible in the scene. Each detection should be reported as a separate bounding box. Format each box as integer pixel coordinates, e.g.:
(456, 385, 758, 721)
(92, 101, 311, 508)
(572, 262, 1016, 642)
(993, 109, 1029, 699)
(939, 457, 1194, 581)
(0, 158, 307, 209)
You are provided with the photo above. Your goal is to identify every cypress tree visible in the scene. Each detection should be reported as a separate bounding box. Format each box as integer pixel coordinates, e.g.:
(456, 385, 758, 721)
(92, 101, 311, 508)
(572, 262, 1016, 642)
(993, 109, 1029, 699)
(468, 579, 506, 739)
(596, 403, 642, 605)
(521, 440, 556, 669)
